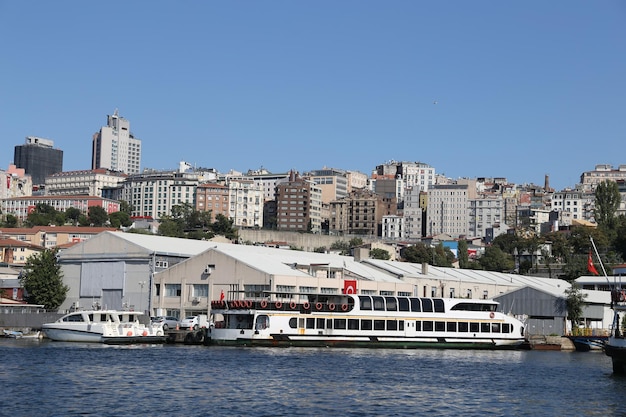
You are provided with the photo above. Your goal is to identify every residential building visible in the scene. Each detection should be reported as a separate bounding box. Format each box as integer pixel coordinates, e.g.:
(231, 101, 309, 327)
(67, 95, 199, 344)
(0, 226, 118, 249)
(1, 164, 32, 200)
(403, 186, 424, 239)
(580, 164, 626, 192)
(45, 169, 127, 197)
(195, 182, 229, 220)
(550, 188, 595, 222)
(468, 196, 505, 240)
(381, 215, 404, 240)
(0, 237, 43, 265)
(329, 188, 386, 236)
(92, 109, 141, 174)
(426, 184, 469, 238)
(227, 177, 263, 228)
(275, 171, 322, 233)
(119, 170, 198, 219)
(304, 168, 349, 205)
(1, 196, 121, 223)
(373, 161, 435, 191)
(13, 136, 63, 186)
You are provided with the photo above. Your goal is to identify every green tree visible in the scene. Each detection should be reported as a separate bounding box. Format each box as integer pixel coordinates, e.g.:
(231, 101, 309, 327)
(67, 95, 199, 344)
(330, 240, 350, 255)
(158, 216, 185, 237)
(65, 207, 82, 226)
(595, 180, 620, 229)
(211, 214, 237, 240)
(2, 213, 18, 227)
(564, 283, 587, 331)
(87, 206, 109, 227)
(109, 211, 132, 228)
(20, 249, 68, 310)
(25, 203, 58, 226)
(401, 243, 432, 264)
(118, 200, 133, 214)
(478, 246, 515, 272)
(457, 239, 469, 269)
(349, 237, 364, 247)
(370, 248, 391, 260)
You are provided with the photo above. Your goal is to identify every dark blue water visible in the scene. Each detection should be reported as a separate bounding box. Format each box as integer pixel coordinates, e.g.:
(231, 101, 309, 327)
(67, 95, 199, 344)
(1, 339, 624, 417)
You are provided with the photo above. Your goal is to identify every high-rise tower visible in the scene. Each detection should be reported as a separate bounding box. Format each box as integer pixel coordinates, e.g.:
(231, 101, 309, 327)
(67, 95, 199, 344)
(13, 136, 63, 186)
(92, 109, 141, 174)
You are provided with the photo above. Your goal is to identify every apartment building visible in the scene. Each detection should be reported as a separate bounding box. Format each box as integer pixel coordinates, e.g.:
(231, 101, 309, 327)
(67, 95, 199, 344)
(426, 184, 469, 238)
(45, 169, 127, 197)
(276, 171, 322, 233)
(2, 196, 121, 223)
(195, 182, 229, 220)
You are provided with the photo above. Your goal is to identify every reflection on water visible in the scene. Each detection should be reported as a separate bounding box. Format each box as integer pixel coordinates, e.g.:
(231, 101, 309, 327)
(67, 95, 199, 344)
(1, 339, 625, 417)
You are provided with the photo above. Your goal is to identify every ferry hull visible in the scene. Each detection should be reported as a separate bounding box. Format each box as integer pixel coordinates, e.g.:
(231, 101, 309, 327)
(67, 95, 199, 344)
(208, 334, 523, 349)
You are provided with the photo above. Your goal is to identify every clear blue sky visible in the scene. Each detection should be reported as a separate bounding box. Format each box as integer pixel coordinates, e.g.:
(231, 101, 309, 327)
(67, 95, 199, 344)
(2, 1, 625, 191)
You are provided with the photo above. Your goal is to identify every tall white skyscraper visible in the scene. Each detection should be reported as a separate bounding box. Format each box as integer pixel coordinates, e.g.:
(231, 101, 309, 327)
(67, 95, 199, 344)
(92, 109, 141, 174)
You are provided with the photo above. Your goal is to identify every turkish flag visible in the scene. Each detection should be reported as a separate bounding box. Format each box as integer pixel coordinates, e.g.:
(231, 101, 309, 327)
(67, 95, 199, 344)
(219, 290, 225, 301)
(587, 251, 599, 275)
(344, 280, 357, 294)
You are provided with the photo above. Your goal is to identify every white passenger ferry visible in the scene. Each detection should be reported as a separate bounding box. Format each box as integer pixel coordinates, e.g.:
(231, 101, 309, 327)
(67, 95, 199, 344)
(208, 294, 526, 349)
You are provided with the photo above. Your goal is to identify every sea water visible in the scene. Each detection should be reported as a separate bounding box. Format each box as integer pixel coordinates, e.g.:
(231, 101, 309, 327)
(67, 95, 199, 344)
(1, 339, 624, 417)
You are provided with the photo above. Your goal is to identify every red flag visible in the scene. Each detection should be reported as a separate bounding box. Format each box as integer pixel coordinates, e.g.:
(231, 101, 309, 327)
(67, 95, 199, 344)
(219, 290, 225, 301)
(587, 251, 599, 275)
(343, 280, 357, 294)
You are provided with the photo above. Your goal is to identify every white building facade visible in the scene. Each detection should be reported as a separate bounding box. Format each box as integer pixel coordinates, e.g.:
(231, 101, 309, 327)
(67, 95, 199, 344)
(92, 110, 141, 175)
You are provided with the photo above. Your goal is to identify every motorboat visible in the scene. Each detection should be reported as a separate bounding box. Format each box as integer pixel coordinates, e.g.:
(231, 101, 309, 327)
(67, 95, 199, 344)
(42, 310, 166, 344)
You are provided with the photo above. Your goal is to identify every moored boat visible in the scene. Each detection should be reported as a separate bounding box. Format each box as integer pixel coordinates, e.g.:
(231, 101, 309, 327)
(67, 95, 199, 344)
(207, 294, 526, 349)
(42, 310, 166, 344)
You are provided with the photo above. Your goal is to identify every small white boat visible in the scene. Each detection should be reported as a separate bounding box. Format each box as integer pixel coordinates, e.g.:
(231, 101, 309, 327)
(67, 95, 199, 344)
(42, 310, 166, 344)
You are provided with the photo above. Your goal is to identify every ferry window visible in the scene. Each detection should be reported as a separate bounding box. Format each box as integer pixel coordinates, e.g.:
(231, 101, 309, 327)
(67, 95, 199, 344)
(431, 286, 437, 297)
(481, 323, 490, 333)
(334, 319, 347, 330)
(299, 318, 305, 329)
(415, 321, 422, 331)
(491, 323, 501, 333)
(410, 298, 421, 312)
(359, 296, 372, 311)
(458, 322, 468, 332)
(255, 315, 269, 330)
(316, 318, 325, 329)
(399, 321, 404, 331)
(423, 321, 433, 331)
(447, 322, 457, 332)
(372, 296, 385, 311)
(421, 298, 433, 312)
(64, 314, 84, 322)
(306, 318, 315, 329)
(435, 321, 445, 332)
(470, 322, 479, 332)
(361, 320, 373, 330)
(398, 298, 410, 311)
(326, 319, 333, 329)
(385, 297, 397, 311)
(433, 299, 445, 313)
(502, 323, 511, 333)
(374, 320, 385, 330)
(348, 319, 359, 330)
(289, 318, 297, 329)
(387, 320, 397, 331)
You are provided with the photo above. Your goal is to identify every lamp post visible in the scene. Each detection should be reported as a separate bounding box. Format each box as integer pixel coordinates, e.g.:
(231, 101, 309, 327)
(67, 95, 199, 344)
(138, 281, 146, 313)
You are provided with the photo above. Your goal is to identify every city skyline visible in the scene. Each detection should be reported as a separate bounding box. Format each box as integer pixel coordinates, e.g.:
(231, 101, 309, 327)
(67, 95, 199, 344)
(2, 2, 625, 191)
